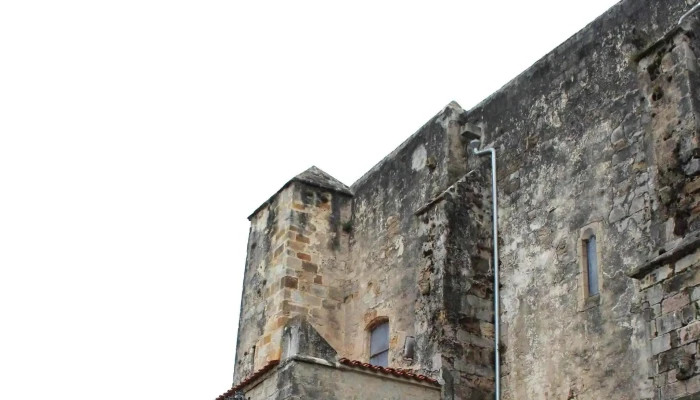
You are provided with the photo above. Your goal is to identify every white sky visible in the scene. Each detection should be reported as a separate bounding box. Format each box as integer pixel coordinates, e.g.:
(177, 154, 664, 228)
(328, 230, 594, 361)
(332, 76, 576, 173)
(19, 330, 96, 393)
(0, 1, 621, 398)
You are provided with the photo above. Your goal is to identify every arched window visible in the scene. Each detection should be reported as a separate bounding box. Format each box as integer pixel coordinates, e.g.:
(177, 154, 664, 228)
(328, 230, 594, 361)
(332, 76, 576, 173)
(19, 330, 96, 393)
(369, 321, 389, 367)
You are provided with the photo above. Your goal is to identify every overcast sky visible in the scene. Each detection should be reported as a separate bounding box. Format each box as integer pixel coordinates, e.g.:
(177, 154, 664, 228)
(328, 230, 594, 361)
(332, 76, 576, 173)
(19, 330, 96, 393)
(1, 1, 622, 398)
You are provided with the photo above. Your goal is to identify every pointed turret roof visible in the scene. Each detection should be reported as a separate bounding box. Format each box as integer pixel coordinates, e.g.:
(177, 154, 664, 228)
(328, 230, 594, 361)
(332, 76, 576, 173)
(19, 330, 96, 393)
(292, 166, 352, 195)
(248, 166, 352, 220)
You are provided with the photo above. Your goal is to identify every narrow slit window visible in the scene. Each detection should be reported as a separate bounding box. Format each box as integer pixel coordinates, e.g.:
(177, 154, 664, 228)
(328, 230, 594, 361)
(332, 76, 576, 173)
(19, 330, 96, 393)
(586, 236, 599, 296)
(369, 321, 389, 367)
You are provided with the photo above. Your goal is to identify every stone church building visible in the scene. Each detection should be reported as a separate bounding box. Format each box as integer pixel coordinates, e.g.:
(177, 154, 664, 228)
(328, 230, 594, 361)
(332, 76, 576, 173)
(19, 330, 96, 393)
(217, 0, 700, 398)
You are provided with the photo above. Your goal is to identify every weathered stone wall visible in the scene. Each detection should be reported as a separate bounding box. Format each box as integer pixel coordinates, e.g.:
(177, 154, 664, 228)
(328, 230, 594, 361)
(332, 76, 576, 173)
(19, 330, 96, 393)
(636, 20, 700, 241)
(228, 2, 700, 400)
(438, 173, 494, 400)
(233, 179, 351, 383)
(342, 102, 469, 369)
(233, 103, 495, 399)
(456, 1, 696, 398)
(227, 315, 442, 400)
(631, 236, 700, 400)
(277, 358, 441, 400)
(342, 103, 495, 399)
(231, 359, 441, 400)
(271, 182, 351, 356)
(237, 368, 280, 400)
(234, 187, 292, 383)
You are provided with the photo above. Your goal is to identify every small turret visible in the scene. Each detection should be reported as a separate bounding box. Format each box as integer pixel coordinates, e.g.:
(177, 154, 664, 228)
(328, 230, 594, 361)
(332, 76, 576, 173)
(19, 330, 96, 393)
(233, 166, 352, 383)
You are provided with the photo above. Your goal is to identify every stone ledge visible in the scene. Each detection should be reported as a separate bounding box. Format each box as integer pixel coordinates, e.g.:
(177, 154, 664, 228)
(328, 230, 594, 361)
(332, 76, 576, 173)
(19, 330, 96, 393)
(414, 170, 480, 216)
(629, 231, 700, 279)
(630, 25, 685, 63)
(277, 355, 442, 390)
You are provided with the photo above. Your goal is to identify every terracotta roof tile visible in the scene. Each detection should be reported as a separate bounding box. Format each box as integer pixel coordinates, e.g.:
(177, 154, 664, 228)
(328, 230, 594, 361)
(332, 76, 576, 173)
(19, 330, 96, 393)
(215, 358, 439, 398)
(337, 358, 440, 386)
(215, 360, 280, 400)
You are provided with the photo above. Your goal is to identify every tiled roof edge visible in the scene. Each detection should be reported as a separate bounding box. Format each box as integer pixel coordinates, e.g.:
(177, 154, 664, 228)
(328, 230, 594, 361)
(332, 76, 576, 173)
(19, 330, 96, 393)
(215, 360, 280, 400)
(337, 358, 440, 386)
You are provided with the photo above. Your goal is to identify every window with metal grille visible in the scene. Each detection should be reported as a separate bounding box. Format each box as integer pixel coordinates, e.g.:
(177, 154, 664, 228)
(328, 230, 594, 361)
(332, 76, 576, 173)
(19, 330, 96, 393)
(585, 236, 599, 296)
(369, 321, 389, 367)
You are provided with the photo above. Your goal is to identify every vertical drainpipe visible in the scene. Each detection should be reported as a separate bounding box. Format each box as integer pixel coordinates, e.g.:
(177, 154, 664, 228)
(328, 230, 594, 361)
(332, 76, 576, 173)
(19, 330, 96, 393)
(473, 144, 500, 400)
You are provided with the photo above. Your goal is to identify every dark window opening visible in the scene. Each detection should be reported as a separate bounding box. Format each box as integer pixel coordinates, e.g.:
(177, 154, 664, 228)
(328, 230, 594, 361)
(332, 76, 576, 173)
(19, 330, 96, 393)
(369, 321, 389, 367)
(586, 236, 599, 296)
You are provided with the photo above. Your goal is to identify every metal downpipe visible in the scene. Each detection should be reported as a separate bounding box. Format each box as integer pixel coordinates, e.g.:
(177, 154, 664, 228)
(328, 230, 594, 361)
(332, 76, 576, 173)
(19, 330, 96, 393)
(473, 146, 499, 400)
(680, 2, 700, 25)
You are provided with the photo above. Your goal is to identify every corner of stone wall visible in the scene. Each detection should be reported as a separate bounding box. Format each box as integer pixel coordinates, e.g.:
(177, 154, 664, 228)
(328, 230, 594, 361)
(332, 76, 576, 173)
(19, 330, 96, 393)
(281, 315, 338, 363)
(413, 166, 495, 399)
(636, 20, 700, 241)
(630, 231, 700, 399)
(234, 181, 352, 380)
(258, 181, 351, 369)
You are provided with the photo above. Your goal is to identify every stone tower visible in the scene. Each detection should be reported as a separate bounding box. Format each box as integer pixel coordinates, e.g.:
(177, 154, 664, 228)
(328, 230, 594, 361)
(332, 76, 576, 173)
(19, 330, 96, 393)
(233, 167, 352, 381)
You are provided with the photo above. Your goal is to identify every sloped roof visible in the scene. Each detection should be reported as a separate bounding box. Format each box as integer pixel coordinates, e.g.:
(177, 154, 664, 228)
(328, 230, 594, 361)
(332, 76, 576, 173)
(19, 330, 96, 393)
(293, 166, 352, 195)
(215, 360, 280, 400)
(214, 358, 439, 399)
(248, 166, 352, 220)
(338, 358, 440, 386)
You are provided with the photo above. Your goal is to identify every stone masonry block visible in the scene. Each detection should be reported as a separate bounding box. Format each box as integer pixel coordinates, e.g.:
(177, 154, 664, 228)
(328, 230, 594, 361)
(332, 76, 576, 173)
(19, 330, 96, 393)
(629, 195, 646, 215)
(295, 234, 311, 244)
(680, 321, 700, 346)
(684, 158, 700, 176)
(664, 269, 700, 298)
(641, 265, 674, 290)
(664, 291, 691, 315)
(462, 295, 494, 322)
(302, 262, 318, 273)
(287, 258, 302, 269)
(296, 253, 312, 262)
(668, 369, 678, 384)
(685, 177, 700, 195)
(658, 344, 697, 374)
(644, 284, 665, 305)
(609, 206, 627, 224)
(683, 304, 697, 326)
(661, 380, 687, 399)
(677, 252, 700, 273)
(611, 126, 625, 143)
(653, 303, 662, 320)
(685, 374, 700, 397)
(289, 241, 306, 252)
(480, 322, 495, 339)
(653, 333, 672, 356)
(328, 287, 342, 302)
(281, 276, 299, 290)
(692, 286, 700, 302)
(273, 244, 286, 258)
